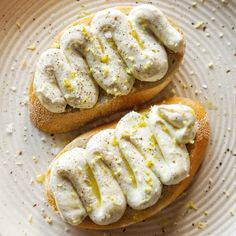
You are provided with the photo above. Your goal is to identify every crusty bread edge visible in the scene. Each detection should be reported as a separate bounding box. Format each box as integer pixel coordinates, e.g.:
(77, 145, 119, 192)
(28, 6, 185, 133)
(44, 97, 209, 230)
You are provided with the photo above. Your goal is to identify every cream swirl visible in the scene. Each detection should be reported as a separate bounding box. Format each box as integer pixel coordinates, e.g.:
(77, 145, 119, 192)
(48, 104, 196, 225)
(91, 7, 168, 83)
(60, 24, 134, 96)
(87, 129, 162, 210)
(34, 4, 184, 113)
(34, 48, 99, 112)
(50, 147, 126, 225)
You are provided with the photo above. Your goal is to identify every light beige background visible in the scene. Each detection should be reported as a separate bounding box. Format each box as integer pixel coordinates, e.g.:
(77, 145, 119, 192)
(0, 0, 235, 235)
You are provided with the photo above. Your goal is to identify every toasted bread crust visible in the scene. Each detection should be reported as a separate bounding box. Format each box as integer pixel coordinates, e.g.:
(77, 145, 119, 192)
(45, 97, 209, 229)
(29, 6, 185, 133)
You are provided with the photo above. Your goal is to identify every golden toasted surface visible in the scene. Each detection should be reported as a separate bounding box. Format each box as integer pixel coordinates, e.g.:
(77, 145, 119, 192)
(28, 6, 185, 133)
(45, 96, 209, 230)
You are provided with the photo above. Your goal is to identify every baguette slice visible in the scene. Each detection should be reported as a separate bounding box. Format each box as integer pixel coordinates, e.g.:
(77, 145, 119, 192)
(29, 6, 185, 133)
(45, 97, 209, 229)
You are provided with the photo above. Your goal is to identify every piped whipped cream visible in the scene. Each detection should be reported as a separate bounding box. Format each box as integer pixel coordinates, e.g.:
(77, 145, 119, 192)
(48, 104, 197, 225)
(34, 4, 184, 113)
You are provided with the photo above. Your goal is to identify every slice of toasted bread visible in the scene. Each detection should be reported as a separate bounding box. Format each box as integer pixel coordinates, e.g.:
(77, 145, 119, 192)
(29, 6, 185, 133)
(44, 97, 209, 229)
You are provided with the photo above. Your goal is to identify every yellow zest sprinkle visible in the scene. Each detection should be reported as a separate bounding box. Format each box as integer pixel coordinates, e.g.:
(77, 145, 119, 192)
(128, 20, 144, 49)
(150, 134, 158, 146)
(152, 48, 159, 53)
(146, 160, 154, 168)
(204, 211, 209, 216)
(145, 188, 152, 194)
(45, 216, 53, 225)
(144, 169, 150, 176)
(108, 196, 116, 204)
(143, 61, 153, 71)
(57, 183, 63, 188)
(28, 214, 33, 224)
(100, 54, 109, 64)
(81, 26, 88, 36)
(102, 66, 109, 77)
(32, 156, 38, 163)
(82, 96, 88, 104)
(86, 205, 93, 213)
(194, 21, 205, 29)
(187, 200, 198, 211)
(138, 120, 147, 128)
(181, 82, 188, 89)
(36, 174, 45, 184)
(145, 177, 152, 184)
(51, 42, 60, 49)
(70, 70, 77, 79)
(16, 21, 21, 29)
(72, 22, 79, 26)
(97, 37, 104, 53)
(171, 88, 176, 94)
(63, 78, 74, 92)
(27, 44, 36, 50)
(141, 112, 147, 119)
(197, 221, 207, 229)
(121, 130, 132, 139)
(189, 140, 195, 144)
(111, 136, 118, 146)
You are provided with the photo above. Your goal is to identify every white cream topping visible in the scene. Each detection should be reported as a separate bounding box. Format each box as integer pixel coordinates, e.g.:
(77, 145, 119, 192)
(34, 49, 67, 113)
(50, 147, 126, 225)
(91, 8, 168, 83)
(115, 115, 162, 209)
(34, 4, 184, 113)
(49, 104, 196, 225)
(34, 48, 98, 113)
(49, 148, 87, 225)
(61, 24, 134, 96)
(129, 5, 184, 54)
(87, 129, 162, 210)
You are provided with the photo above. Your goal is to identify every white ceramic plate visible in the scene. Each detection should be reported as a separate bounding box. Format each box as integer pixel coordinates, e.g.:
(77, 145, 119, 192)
(0, 0, 235, 235)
